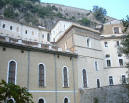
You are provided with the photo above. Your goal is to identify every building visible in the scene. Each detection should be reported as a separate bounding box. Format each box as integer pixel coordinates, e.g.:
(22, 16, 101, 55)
(0, 18, 128, 103)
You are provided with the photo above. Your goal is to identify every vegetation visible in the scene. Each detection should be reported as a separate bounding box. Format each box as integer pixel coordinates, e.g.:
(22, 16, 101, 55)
(0, 80, 34, 103)
(78, 18, 91, 26)
(92, 6, 107, 23)
(94, 97, 99, 103)
(119, 16, 129, 67)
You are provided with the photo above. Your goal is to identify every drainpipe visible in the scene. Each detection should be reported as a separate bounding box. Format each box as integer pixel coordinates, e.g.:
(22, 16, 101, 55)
(72, 57, 76, 103)
(27, 51, 30, 89)
(54, 54, 58, 103)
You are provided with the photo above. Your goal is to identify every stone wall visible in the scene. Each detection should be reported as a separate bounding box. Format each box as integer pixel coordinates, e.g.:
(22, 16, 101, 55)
(80, 85, 129, 103)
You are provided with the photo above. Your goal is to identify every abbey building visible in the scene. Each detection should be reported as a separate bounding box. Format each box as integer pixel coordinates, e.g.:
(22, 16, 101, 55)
(0, 17, 128, 103)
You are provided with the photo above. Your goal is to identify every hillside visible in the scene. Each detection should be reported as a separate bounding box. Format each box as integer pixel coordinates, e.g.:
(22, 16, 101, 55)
(0, 0, 116, 30)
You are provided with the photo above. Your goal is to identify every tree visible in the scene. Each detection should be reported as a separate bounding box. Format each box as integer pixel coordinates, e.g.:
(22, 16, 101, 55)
(120, 16, 129, 67)
(92, 6, 107, 23)
(0, 80, 34, 103)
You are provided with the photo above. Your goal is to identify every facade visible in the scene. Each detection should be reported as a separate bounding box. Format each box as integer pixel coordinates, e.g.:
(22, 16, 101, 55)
(0, 18, 128, 103)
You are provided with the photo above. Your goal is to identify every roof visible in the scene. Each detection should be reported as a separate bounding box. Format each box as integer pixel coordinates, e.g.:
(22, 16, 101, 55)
(56, 23, 100, 43)
(104, 20, 122, 25)
(0, 41, 78, 58)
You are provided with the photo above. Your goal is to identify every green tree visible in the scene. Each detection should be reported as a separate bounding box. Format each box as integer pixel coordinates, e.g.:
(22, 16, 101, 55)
(0, 80, 34, 103)
(92, 5, 107, 23)
(120, 16, 129, 67)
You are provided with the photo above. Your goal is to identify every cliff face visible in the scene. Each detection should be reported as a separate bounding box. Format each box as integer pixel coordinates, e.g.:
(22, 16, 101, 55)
(0, 0, 115, 30)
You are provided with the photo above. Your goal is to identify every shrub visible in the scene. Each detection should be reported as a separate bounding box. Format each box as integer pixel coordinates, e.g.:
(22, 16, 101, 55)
(79, 18, 91, 26)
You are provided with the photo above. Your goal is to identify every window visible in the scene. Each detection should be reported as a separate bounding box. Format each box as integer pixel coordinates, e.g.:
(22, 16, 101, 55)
(25, 30, 27, 34)
(82, 69, 87, 88)
(114, 27, 119, 34)
(105, 54, 110, 58)
(10, 26, 13, 30)
(38, 98, 44, 103)
(109, 76, 113, 85)
(63, 67, 68, 87)
(2, 24, 5, 28)
(8, 61, 16, 84)
(119, 59, 123, 66)
(47, 33, 50, 42)
(107, 60, 111, 67)
(7, 98, 15, 103)
(97, 79, 100, 88)
(39, 64, 45, 87)
(104, 42, 108, 47)
(64, 97, 69, 103)
(95, 61, 98, 71)
(118, 53, 122, 57)
(116, 41, 120, 46)
(32, 31, 34, 35)
(122, 75, 126, 84)
(87, 38, 90, 47)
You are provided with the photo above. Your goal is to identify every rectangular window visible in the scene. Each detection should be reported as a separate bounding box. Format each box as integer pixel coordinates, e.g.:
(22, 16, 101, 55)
(25, 30, 27, 34)
(119, 59, 123, 66)
(107, 60, 111, 67)
(109, 76, 113, 85)
(87, 38, 90, 47)
(114, 27, 119, 34)
(122, 75, 126, 84)
(104, 42, 108, 47)
(2, 24, 5, 28)
(95, 61, 98, 71)
(97, 79, 100, 88)
(10, 26, 13, 30)
(116, 41, 120, 46)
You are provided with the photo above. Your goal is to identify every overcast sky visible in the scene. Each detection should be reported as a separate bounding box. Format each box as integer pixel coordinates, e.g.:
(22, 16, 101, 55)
(41, 0, 129, 20)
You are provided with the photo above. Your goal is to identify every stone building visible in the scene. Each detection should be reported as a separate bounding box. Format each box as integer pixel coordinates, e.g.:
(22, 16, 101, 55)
(0, 18, 128, 103)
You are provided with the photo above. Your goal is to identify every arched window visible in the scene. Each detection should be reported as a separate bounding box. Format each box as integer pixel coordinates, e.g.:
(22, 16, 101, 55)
(8, 61, 16, 84)
(39, 64, 45, 87)
(82, 69, 87, 88)
(63, 67, 68, 87)
(7, 98, 15, 103)
(38, 98, 44, 103)
(64, 97, 69, 103)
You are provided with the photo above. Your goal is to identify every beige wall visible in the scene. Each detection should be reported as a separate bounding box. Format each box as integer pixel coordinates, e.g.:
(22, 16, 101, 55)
(102, 23, 124, 35)
(0, 45, 78, 103)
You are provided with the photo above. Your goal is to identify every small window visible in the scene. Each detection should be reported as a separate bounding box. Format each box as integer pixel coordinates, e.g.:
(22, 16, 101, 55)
(2, 24, 5, 28)
(47, 33, 50, 42)
(95, 61, 98, 71)
(116, 41, 120, 46)
(119, 59, 123, 66)
(105, 54, 110, 58)
(63, 67, 69, 88)
(7, 98, 15, 103)
(97, 79, 100, 88)
(42, 34, 44, 38)
(64, 97, 69, 103)
(104, 42, 108, 47)
(109, 76, 113, 85)
(10, 26, 13, 30)
(82, 69, 87, 88)
(118, 53, 122, 57)
(25, 30, 27, 34)
(114, 27, 119, 34)
(87, 38, 90, 47)
(122, 75, 126, 84)
(107, 60, 111, 67)
(38, 98, 44, 103)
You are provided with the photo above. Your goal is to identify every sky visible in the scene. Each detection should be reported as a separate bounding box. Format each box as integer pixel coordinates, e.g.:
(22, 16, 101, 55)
(41, 0, 129, 20)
